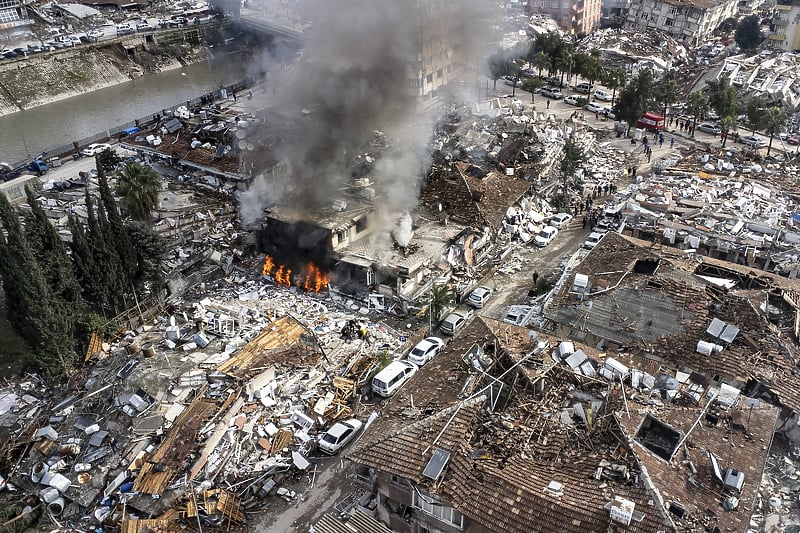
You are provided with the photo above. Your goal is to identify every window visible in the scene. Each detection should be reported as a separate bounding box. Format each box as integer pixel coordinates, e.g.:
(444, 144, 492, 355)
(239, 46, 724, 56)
(665, 18, 674, 26)
(355, 216, 368, 233)
(0, 6, 20, 22)
(413, 491, 464, 529)
(409, 78, 421, 88)
(436, 68, 443, 78)
(426, 73, 433, 83)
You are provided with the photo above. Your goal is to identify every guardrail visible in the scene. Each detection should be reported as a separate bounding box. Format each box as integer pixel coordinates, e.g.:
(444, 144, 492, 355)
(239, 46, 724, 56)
(5, 79, 251, 172)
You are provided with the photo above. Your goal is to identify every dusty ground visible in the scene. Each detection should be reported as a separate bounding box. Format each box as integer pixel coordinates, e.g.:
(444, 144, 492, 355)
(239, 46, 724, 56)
(256, 453, 359, 531)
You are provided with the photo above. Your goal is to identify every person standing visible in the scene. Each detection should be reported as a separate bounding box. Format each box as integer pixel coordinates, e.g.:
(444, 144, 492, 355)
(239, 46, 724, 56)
(670, 137, 675, 149)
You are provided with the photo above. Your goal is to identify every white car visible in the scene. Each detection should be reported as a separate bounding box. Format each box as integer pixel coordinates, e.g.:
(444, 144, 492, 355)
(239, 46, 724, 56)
(697, 122, 721, 135)
(318, 419, 363, 454)
(550, 213, 573, 229)
(584, 232, 603, 249)
(407, 336, 445, 366)
(739, 135, 766, 148)
(564, 95, 581, 106)
(467, 286, 493, 308)
(594, 89, 613, 101)
(440, 309, 472, 335)
(534, 225, 558, 247)
(82, 143, 111, 156)
(584, 102, 604, 114)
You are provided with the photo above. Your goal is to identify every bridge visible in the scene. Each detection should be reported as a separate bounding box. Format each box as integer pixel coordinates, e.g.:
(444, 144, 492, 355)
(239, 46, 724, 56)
(237, 0, 309, 42)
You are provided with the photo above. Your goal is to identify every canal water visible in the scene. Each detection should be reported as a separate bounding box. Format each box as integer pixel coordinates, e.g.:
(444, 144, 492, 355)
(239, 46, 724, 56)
(0, 58, 249, 164)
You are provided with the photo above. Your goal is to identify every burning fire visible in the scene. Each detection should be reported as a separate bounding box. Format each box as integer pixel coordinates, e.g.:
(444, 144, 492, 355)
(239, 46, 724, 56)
(261, 255, 329, 293)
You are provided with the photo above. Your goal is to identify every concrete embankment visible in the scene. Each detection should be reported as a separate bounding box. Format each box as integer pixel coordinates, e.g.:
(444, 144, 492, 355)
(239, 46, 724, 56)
(0, 26, 222, 117)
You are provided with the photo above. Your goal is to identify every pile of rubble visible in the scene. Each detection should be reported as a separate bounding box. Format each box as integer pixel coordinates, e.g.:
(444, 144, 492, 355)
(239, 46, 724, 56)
(0, 273, 420, 530)
(578, 28, 689, 72)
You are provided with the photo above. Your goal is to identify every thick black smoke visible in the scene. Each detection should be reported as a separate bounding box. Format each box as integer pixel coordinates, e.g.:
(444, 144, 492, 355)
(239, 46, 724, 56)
(241, 0, 490, 232)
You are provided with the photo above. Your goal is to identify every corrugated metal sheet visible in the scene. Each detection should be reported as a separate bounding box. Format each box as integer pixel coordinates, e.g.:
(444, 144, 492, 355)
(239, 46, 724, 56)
(314, 510, 391, 533)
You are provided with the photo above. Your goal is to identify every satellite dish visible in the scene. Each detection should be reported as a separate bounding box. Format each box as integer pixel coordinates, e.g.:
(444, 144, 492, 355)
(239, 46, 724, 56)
(238, 140, 247, 150)
(235, 129, 247, 139)
(745, 398, 760, 408)
(247, 143, 255, 151)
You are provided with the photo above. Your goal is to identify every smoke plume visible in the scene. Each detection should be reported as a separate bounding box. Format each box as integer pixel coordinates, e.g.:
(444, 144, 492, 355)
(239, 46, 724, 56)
(240, 0, 490, 240)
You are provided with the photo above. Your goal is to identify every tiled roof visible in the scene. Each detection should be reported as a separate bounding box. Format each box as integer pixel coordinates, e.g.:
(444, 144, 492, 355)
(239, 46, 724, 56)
(617, 399, 778, 532)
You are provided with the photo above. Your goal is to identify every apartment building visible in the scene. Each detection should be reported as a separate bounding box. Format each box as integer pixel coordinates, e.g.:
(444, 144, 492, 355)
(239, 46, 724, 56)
(406, 0, 467, 101)
(0, 0, 31, 29)
(625, 0, 738, 45)
(768, 3, 800, 52)
(527, 0, 603, 34)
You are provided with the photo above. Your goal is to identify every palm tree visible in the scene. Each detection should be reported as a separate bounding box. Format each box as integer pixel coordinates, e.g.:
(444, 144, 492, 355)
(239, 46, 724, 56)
(583, 51, 604, 89)
(429, 284, 452, 326)
(745, 95, 767, 134)
(488, 53, 506, 90)
(720, 115, 737, 147)
(686, 91, 710, 137)
(604, 67, 626, 106)
(763, 106, 787, 156)
(556, 45, 574, 87)
(116, 162, 161, 222)
(533, 51, 549, 78)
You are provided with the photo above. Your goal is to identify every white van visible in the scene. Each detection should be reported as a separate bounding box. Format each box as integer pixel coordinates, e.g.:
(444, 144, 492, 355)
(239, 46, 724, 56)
(372, 361, 418, 397)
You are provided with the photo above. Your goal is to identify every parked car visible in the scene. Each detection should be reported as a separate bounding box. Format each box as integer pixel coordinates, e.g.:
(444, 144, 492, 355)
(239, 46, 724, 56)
(594, 89, 613, 101)
(540, 87, 564, 99)
(318, 419, 363, 454)
(27, 44, 42, 53)
(550, 212, 573, 229)
(601, 106, 616, 119)
(788, 133, 800, 145)
(503, 76, 522, 88)
(534, 225, 558, 247)
(407, 336, 445, 366)
(564, 95, 581, 106)
(467, 286, 493, 308)
(440, 309, 472, 336)
(88, 29, 105, 41)
(372, 360, 418, 397)
(117, 26, 136, 36)
(137, 22, 154, 31)
(697, 122, 721, 135)
(547, 76, 568, 88)
(82, 143, 111, 156)
(584, 102, 603, 114)
(738, 135, 766, 148)
(584, 232, 603, 249)
(573, 82, 593, 93)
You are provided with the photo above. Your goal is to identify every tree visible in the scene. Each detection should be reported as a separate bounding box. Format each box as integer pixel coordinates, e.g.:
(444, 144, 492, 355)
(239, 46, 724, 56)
(126, 221, 168, 293)
(507, 59, 521, 97)
(583, 51, 604, 88)
(488, 52, 507, 89)
(745, 95, 767, 134)
(735, 15, 763, 50)
(555, 44, 574, 86)
(23, 187, 82, 306)
(614, 70, 655, 131)
(429, 283, 452, 325)
(763, 106, 787, 156)
(95, 148, 122, 174)
(706, 77, 738, 122)
(686, 91, 710, 137)
(560, 135, 585, 188)
(98, 167, 136, 279)
(68, 213, 96, 301)
(653, 78, 680, 121)
(720, 115, 737, 147)
(522, 78, 546, 102)
(604, 67, 626, 106)
(0, 193, 76, 379)
(532, 51, 549, 78)
(572, 52, 588, 85)
(116, 162, 161, 222)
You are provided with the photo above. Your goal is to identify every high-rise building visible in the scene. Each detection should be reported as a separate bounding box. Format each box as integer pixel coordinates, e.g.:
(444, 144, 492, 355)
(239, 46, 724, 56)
(625, 0, 738, 45)
(527, 0, 603, 35)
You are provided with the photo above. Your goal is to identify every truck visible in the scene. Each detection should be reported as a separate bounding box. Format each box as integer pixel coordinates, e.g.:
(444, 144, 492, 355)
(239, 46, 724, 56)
(636, 112, 665, 132)
(0, 159, 48, 182)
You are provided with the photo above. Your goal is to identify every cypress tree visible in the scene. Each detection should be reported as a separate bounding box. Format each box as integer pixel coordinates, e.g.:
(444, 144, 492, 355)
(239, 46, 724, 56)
(0, 193, 75, 379)
(85, 191, 114, 310)
(126, 221, 167, 293)
(98, 168, 136, 281)
(95, 198, 125, 309)
(24, 187, 83, 306)
(68, 213, 96, 304)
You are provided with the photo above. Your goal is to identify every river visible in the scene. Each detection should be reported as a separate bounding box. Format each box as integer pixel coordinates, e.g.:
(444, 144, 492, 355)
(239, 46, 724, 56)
(0, 58, 249, 164)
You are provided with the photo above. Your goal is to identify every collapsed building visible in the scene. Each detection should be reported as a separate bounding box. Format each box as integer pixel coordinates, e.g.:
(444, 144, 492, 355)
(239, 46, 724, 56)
(347, 315, 779, 532)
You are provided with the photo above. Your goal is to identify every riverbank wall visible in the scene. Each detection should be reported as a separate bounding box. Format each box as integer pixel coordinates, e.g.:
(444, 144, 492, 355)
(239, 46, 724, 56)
(0, 23, 232, 118)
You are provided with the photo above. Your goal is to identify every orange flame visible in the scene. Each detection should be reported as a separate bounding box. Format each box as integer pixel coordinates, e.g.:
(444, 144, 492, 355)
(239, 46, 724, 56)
(261, 255, 328, 292)
(262, 255, 275, 276)
(303, 263, 330, 293)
